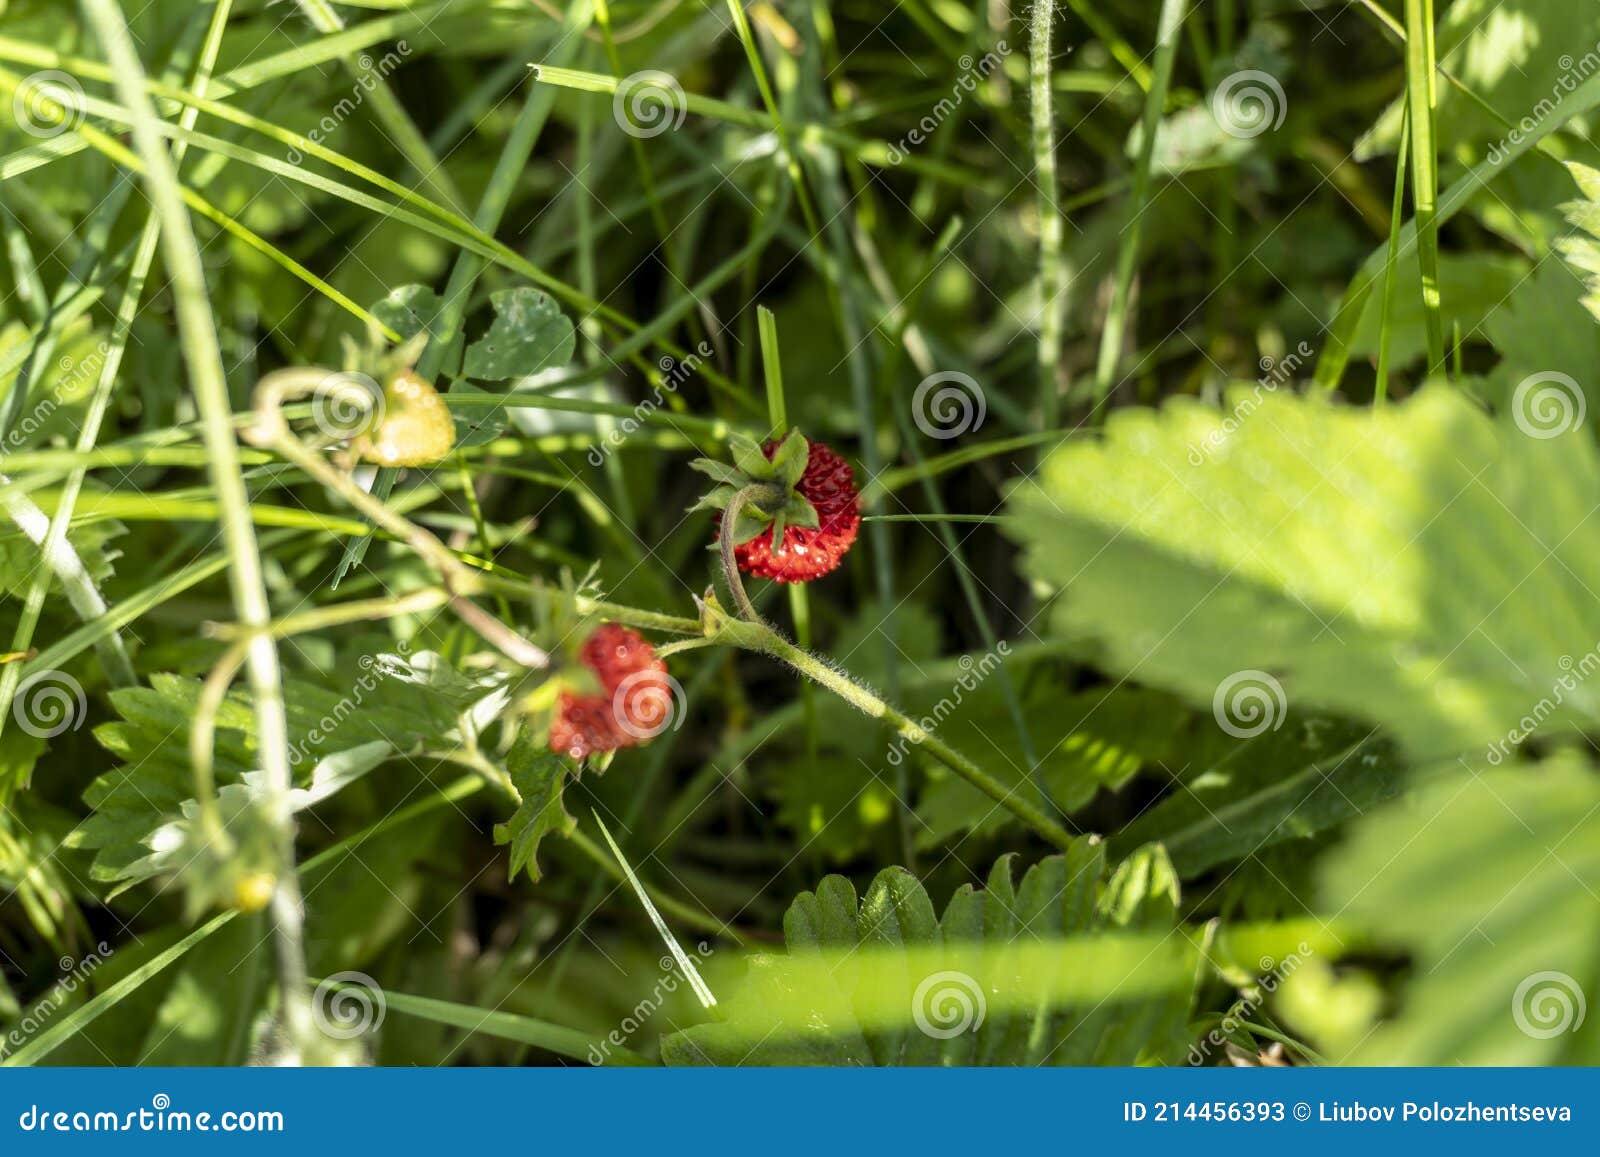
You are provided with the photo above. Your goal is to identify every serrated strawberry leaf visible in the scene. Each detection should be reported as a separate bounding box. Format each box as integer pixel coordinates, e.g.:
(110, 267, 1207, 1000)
(493, 732, 574, 883)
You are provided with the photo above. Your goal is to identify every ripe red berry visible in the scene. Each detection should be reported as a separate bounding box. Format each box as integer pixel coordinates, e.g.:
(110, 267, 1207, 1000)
(548, 624, 673, 760)
(732, 439, 860, 582)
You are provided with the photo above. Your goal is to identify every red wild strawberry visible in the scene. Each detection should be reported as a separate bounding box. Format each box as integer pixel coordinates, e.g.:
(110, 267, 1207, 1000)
(548, 623, 673, 761)
(696, 432, 860, 584)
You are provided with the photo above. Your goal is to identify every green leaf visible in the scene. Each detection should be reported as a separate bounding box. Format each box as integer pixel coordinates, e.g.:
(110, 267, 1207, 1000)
(372, 284, 445, 343)
(915, 685, 1188, 848)
(493, 732, 574, 883)
(71, 650, 502, 896)
(1319, 756, 1600, 1064)
(449, 382, 508, 449)
(462, 287, 576, 381)
(1112, 712, 1406, 877)
(661, 845, 1195, 1066)
(1007, 385, 1600, 762)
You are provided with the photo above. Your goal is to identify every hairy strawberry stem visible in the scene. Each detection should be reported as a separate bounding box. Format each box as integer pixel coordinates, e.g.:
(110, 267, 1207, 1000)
(717, 482, 787, 624)
(699, 598, 1076, 851)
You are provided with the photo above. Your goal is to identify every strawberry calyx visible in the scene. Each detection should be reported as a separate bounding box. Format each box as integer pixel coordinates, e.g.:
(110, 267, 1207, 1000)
(690, 429, 820, 553)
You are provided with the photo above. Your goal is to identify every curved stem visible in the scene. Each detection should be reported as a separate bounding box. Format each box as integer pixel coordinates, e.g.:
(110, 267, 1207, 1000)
(700, 605, 1076, 851)
(717, 482, 784, 624)
(248, 371, 549, 669)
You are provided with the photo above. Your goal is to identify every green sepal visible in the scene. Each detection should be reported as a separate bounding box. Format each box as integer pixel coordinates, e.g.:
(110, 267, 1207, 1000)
(770, 429, 809, 488)
(688, 458, 746, 486)
(728, 432, 776, 479)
